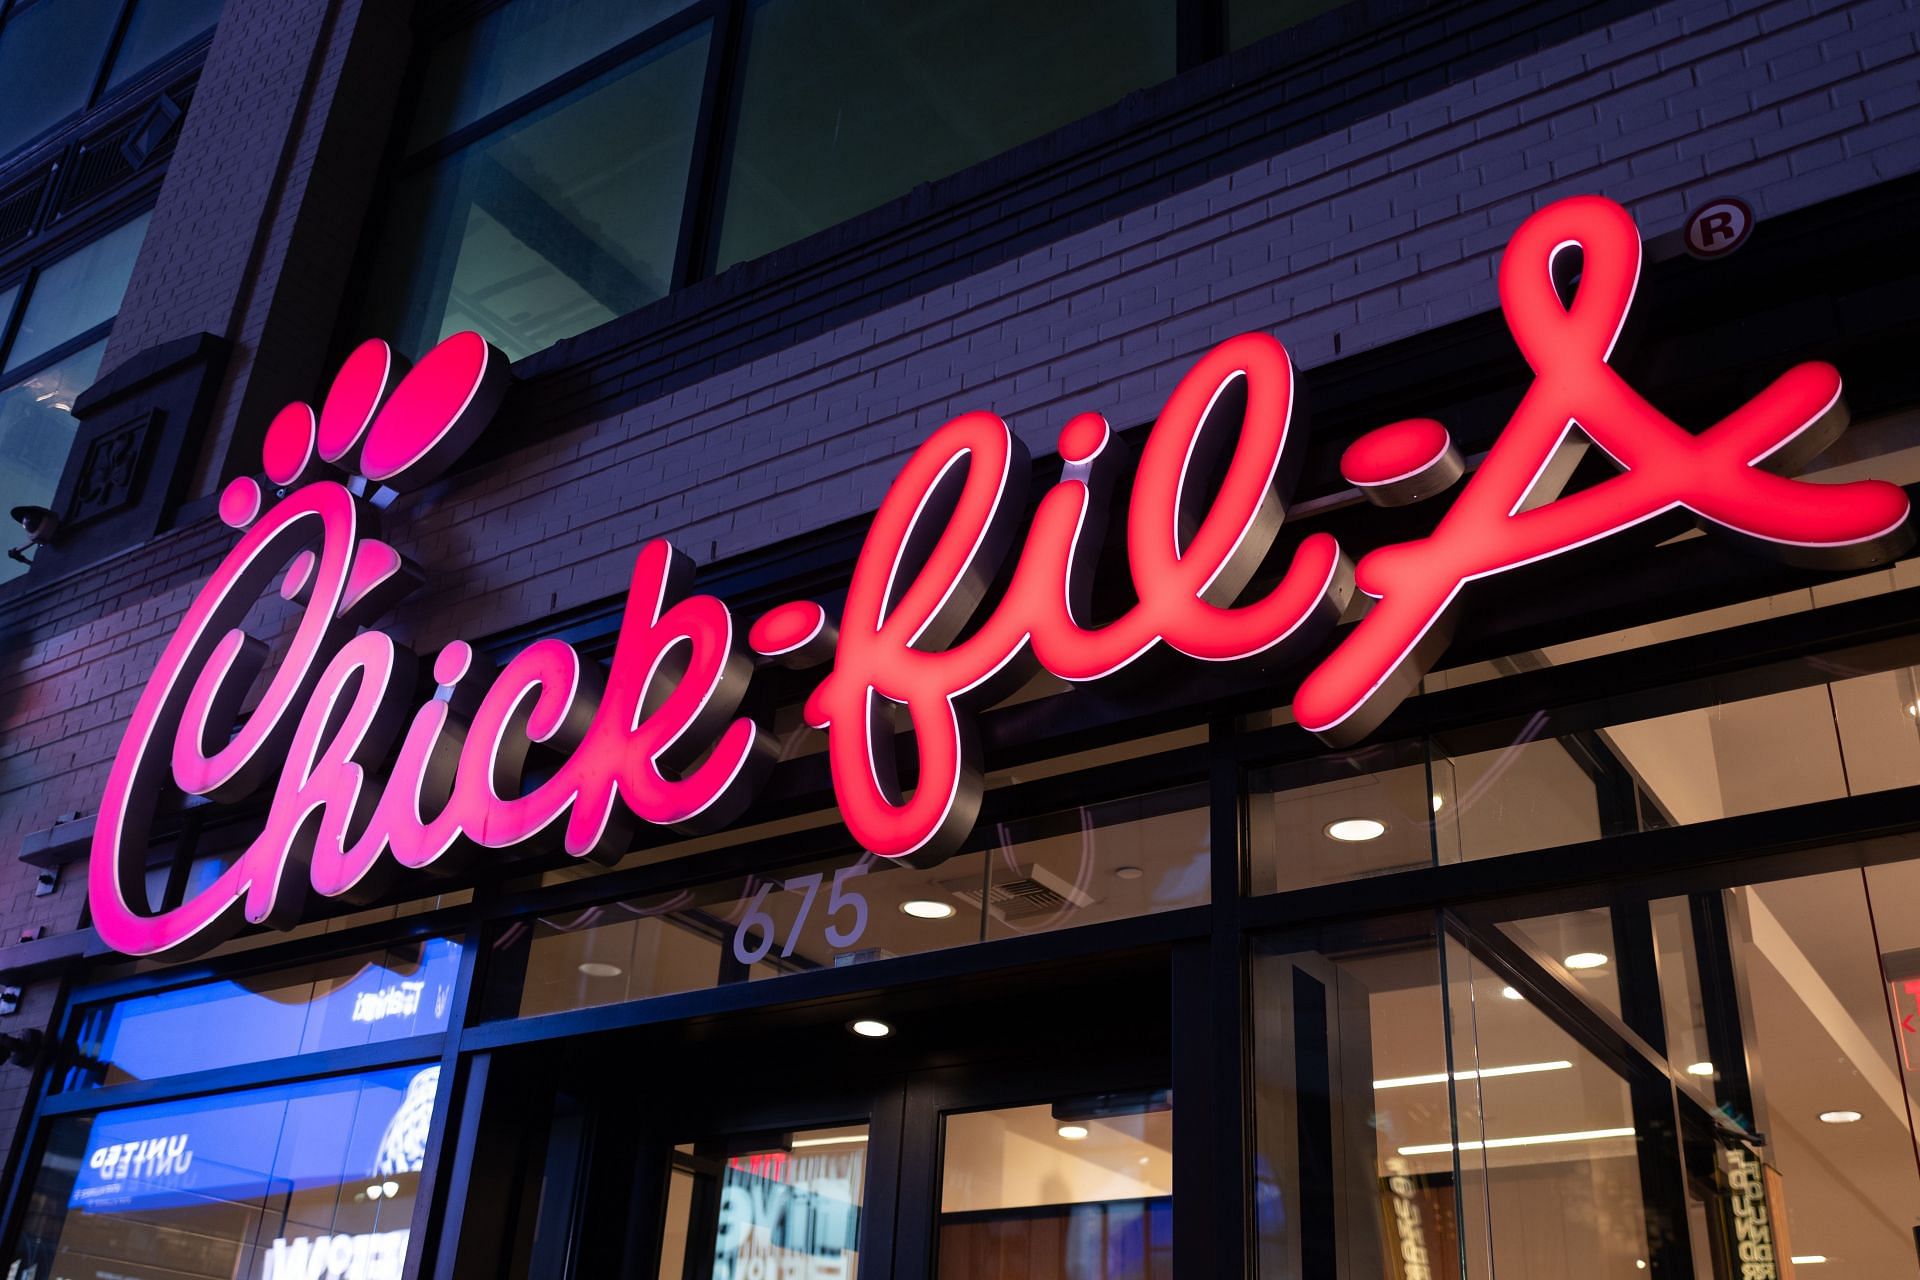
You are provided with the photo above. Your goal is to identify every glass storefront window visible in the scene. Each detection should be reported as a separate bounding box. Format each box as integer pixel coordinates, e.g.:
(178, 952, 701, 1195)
(1499, 907, 1625, 1022)
(1248, 745, 1434, 893)
(1650, 895, 1719, 1097)
(366, 21, 710, 361)
(1721, 869, 1920, 1271)
(489, 847, 990, 1018)
(1252, 921, 1458, 1277)
(65, 937, 462, 1089)
(1252, 634, 1920, 893)
(940, 1101, 1172, 1278)
(1443, 936, 1656, 1277)
(714, 0, 1175, 272)
(1433, 665, 1920, 864)
(659, 1125, 869, 1279)
(489, 779, 1205, 1018)
(10, 1065, 441, 1280)
(980, 783, 1209, 941)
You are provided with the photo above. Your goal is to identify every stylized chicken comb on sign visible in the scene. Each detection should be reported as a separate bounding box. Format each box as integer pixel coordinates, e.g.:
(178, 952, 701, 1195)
(219, 331, 511, 530)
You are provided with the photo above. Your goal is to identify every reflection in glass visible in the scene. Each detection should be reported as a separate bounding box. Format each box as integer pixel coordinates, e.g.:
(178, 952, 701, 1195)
(1650, 896, 1718, 1098)
(6, 214, 151, 373)
(1248, 748, 1434, 893)
(0, 0, 121, 159)
(493, 784, 1205, 1018)
(9, 1065, 439, 1280)
(940, 1102, 1172, 1278)
(714, 0, 1175, 271)
(105, 0, 221, 91)
(1729, 869, 1920, 1273)
(659, 1125, 868, 1279)
(367, 25, 709, 361)
(1445, 940, 1652, 1277)
(1253, 924, 1458, 1278)
(1499, 908, 1624, 1021)
(979, 784, 1209, 941)
(408, 0, 695, 148)
(493, 848, 990, 1018)
(0, 339, 108, 584)
(66, 938, 463, 1089)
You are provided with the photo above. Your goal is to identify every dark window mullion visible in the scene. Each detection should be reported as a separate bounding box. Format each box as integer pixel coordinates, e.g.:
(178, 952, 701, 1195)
(0, 264, 39, 371)
(86, 0, 142, 110)
(1177, 0, 1225, 71)
(0, 319, 114, 392)
(670, 0, 745, 291)
(397, 0, 724, 175)
(0, 273, 25, 369)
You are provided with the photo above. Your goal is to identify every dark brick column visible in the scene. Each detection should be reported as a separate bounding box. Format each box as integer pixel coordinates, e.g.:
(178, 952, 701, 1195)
(103, 0, 418, 510)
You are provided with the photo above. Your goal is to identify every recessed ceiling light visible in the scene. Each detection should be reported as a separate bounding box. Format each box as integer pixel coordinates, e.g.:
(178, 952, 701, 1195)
(1564, 952, 1609, 970)
(1326, 818, 1386, 842)
(1057, 1124, 1090, 1140)
(366, 1183, 384, 1200)
(1499, 986, 1524, 1001)
(1431, 794, 1444, 812)
(1791, 1256, 1828, 1265)
(1818, 1109, 1862, 1124)
(849, 1019, 893, 1039)
(1685, 1061, 1715, 1077)
(1114, 866, 1144, 880)
(1138, 1155, 1149, 1164)
(577, 962, 622, 978)
(900, 899, 956, 919)
(381, 1180, 399, 1198)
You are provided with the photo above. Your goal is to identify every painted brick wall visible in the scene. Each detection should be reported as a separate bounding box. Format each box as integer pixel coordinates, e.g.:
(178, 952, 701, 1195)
(103, 0, 416, 506)
(0, 0, 1914, 1168)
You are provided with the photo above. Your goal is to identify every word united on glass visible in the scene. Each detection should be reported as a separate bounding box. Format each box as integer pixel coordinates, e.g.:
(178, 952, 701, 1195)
(92, 196, 1912, 957)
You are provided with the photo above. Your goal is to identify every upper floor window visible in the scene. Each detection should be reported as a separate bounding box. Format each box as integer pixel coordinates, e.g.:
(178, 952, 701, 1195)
(0, 0, 221, 165)
(364, 0, 1179, 362)
(0, 210, 151, 583)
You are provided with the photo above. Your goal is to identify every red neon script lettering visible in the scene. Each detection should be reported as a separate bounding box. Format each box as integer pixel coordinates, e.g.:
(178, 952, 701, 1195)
(1294, 194, 1910, 742)
(806, 334, 1350, 860)
(90, 196, 1912, 957)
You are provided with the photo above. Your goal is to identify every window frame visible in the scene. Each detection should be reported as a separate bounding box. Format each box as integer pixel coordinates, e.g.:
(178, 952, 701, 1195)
(367, 0, 1268, 362)
(0, 0, 213, 172)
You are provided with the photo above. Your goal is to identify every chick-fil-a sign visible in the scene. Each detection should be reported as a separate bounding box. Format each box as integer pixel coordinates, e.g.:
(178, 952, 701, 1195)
(91, 196, 1912, 958)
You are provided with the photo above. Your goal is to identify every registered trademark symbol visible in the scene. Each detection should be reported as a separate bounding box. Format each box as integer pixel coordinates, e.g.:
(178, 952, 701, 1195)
(1683, 196, 1755, 259)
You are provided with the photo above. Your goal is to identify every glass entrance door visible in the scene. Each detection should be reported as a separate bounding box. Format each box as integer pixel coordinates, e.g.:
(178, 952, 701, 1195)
(451, 955, 1179, 1280)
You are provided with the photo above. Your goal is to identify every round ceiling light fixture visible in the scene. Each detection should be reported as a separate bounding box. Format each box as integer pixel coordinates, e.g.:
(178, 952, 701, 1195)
(1325, 818, 1387, 843)
(1057, 1124, 1090, 1140)
(577, 962, 623, 979)
(900, 899, 956, 919)
(1563, 952, 1609, 970)
(849, 1018, 894, 1039)
(1818, 1109, 1862, 1125)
